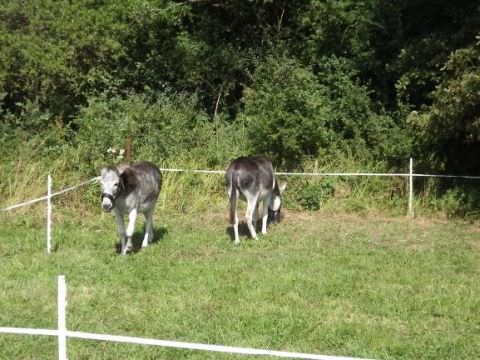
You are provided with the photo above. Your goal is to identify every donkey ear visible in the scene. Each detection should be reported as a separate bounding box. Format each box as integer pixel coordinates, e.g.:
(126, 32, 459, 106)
(100, 167, 109, 177)
(116, 164, 128, 175)
(279, 181, 287, 194)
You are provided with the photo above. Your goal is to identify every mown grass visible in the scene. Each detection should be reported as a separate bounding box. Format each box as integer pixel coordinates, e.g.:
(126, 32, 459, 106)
(0, 201, 479, 359)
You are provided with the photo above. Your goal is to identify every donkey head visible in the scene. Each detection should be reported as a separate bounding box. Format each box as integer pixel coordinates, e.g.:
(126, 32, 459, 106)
(100, 167, 123, 212)
(268, 181, 286, 223)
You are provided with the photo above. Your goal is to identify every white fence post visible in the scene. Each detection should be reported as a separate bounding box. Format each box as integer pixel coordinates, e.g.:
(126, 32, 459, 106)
(408, 158, 414, 217)
(47, 175, 52, 254)
(57, 275, 67, 360)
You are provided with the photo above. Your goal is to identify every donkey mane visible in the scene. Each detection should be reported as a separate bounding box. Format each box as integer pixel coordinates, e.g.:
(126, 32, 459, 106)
(119, 166, 138, 195)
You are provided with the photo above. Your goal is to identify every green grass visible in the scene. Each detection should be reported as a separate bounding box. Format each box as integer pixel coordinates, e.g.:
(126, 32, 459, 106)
(0, 205, 479, 359)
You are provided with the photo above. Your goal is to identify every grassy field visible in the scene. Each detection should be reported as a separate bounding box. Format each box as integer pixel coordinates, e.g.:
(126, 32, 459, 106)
(0, 203, 479, 359)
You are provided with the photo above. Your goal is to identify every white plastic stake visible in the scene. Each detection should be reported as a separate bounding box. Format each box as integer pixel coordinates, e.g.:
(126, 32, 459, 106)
(47, 175, 52, 254)
(408, 158, 414, 217)
(58, 275, 67, 360)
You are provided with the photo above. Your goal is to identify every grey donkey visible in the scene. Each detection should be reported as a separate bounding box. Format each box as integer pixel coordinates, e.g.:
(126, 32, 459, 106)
(100, 162, 162, 254)
(226, 156, 286, 244)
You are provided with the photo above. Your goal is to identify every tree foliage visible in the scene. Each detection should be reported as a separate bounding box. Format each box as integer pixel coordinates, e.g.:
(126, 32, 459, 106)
(1, 0, 479, 175)
(410, 35, 480, 174)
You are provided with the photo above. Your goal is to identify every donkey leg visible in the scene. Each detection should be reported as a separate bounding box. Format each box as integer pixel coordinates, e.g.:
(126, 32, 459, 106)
(253, 204, 259, 230)
(232, 209, 240, 245)
(124, 208, 138, 254)
(261, 198, 270, 235)
(114, 209, 127, 254)
(245, 195, 259, 240)
(229, 188, 240, 244)
(142, 208, 154, 248)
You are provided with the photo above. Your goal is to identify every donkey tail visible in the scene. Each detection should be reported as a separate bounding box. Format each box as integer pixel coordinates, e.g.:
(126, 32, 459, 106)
(228, 172, 237, 225)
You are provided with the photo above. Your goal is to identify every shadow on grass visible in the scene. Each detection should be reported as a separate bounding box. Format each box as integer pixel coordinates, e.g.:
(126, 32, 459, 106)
(115, 226, 168, 254)
(225, 216, 283, 243)
(225, 220, 263, 242)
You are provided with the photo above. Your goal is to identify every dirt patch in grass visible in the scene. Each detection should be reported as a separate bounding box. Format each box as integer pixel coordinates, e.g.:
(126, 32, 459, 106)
(160, 207, 480, 254)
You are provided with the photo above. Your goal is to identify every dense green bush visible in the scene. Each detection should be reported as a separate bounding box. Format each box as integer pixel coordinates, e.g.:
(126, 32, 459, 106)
(434, 186, 480, 218)
(241, 55, 334, 168)
(0, 0, 137, 119)
(241, 55, 405, 169)
(410, 35, 480, 175)
(74, 92, 246, 173)
(298, 179, 335, 211)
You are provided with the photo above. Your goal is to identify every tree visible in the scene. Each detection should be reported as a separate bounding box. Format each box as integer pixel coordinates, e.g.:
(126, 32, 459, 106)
(412, 35, 480, 174)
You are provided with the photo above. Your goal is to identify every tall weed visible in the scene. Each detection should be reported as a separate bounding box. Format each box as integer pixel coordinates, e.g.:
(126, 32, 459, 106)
(1, 94, 478, 218)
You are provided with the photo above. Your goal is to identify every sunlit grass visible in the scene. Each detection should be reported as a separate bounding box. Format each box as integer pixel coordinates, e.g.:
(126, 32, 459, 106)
(0, 206, 479, 359)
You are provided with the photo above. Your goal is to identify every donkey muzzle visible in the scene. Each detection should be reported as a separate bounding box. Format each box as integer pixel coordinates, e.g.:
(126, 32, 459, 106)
(101, 193, 115, 212)
(268, 209, 281, 224)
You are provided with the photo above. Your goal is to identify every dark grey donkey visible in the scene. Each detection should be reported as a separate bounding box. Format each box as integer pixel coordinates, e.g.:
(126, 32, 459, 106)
(100, 162, 162, 255)
(226, 156, 286, 244)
